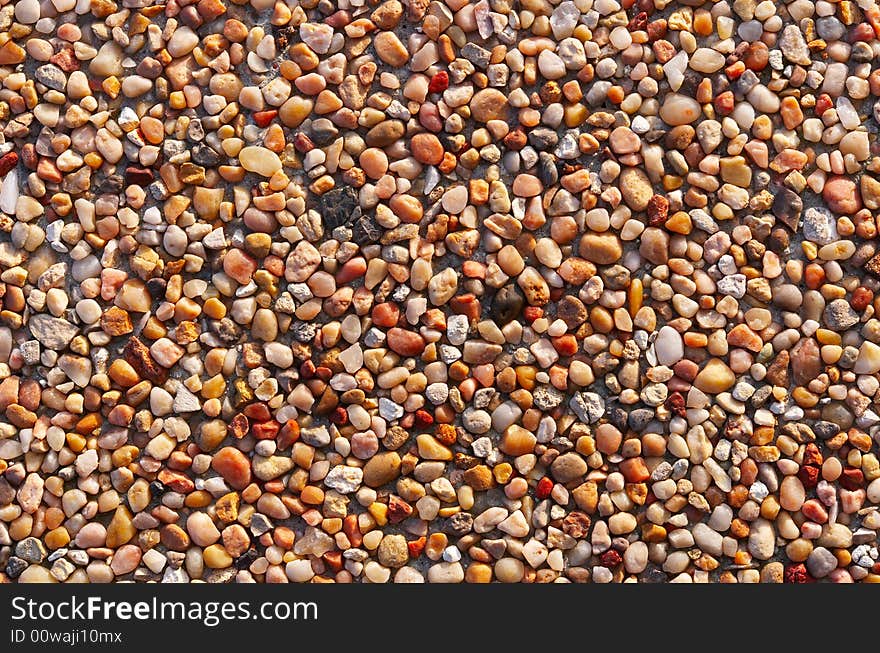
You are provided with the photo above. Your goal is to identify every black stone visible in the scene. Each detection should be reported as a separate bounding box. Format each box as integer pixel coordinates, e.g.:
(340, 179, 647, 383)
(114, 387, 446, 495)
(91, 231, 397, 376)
(353, 215, 381, 244)
(235, 548, 259, 570)
(812, 421, 840, 440)
(320, 186, 361, 230)
(146, 277, 166, 298)
(310, 118, 339, 146)
(641, 567, 669, 583)
(5, 557, 26, 579)
(772, 186, 803, 231)
(528, 127, 558, 150)
(96, 174, 124, 194)
(766, 227, 790, 255)
(192, 144, 223, 166)
(605, 406, 628, 432)
(628, 408, 655, 432)
(537, 152, 558, 186)
(491, 285, 524, 325)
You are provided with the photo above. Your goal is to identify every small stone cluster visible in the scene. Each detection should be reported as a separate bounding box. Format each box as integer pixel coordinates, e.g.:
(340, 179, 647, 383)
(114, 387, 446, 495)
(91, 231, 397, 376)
(0, 0, 880, 584)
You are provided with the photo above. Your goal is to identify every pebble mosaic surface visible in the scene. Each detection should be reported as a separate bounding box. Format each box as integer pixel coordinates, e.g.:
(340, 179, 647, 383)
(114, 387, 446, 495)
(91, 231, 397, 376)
(1, 0, 880, 584)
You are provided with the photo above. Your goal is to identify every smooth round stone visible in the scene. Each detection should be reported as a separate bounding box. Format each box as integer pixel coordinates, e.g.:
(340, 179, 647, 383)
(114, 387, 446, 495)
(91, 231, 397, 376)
(550, 453, 588, 482)
(512, 174, 542, 197)
(694, 358, 736, 393)
(75, 522, 107, 548)
(167, 27, 199, 57)
(748, 518, 776, 560)
(659, 94, 702, 125)
(410, 133, 444, 165)
(470, 88, 508, 122)
(441, 185, 468, 213)
(19, 566, 58, 583)
(286, 559, 315, 582)
(537, 50, 566, 79)
(806, 547, 838, 578)
(239, 146, 282, 177)
(579, 232, 623, 264)
(186, 512, 221, 546)
(110, 545, 142, 575)
(15, 0, 40, 23)
(689, 48, 725, 73)
(75, 299, 102, 324)
(854, 341, 880, 374)
(426, 561, 464, 583)
(655, 325, 684, 365)
(746, 84, 780, 112)
(350, 432, 379, 459)
(163, 224, 188, 257)
(211, 447, 252, 489)
(823, 176, 861, 214)
(609, 126, 640, 154)
(779, 476, 806, 511)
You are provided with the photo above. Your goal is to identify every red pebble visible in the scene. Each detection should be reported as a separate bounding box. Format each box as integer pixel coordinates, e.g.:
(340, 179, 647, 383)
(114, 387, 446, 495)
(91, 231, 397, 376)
(228, 413, 249, 439)
(797, 464, 820, 489)
(325, 10, 351, 27)
(551, 334, 578, 356)
(536, 477, 553, 499)
(665, 392, 686, 418)
(428, 71, 449, 93)
(387, 495, 413, 524)
(725, 61, 746, 80)
(293, 133, 315, 152)
(815, 93, 834, 116)
(414, 409, 434, 428)
(243, 402, 271, 420)
(646, 194, 669, 226)
(300, 360, 316, 379)
(714, 91, 735, 114)
(371, 302, 400, 327)
(784, 564, 812, 584)
(0, 152, 17, 176)
(322, 551, 343, 572)
(329, 407, 348, 425)
(315, 366, 332, 381)
(252, 420, 280, 440)
(851, 287, 874, 312)
(253, 110, 277, 127)
(841, 467, 865, 490)
(408, 537, 426, 558)
(627, 11, 647, 30)
(157, 470, 195, 494)
(852, 23, 876, 42)
(523, 306, 543, 323)
(646, 19, 667, 40)
(450, 294, 481, 322)
(600, 550, 622, 567)
(802, 443, 823, 468)
(801, 499, 828, 524)
(277, 420, 300, 450)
